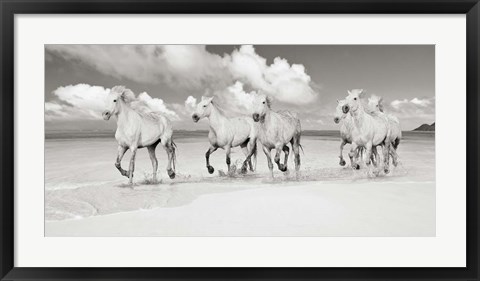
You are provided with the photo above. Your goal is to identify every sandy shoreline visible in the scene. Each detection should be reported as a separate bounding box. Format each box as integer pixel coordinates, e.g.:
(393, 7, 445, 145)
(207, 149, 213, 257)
(46, 181, 434, 237)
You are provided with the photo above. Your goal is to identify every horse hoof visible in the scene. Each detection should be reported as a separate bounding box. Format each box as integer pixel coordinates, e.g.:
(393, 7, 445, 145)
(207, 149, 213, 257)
(280, 166, 288, 172)
(339, 160, 346, 166)
(207, 166, 214, 174)
(354, 164, 360, 170)
(240, 166, 248, 174)
(168, 170, 176, 179)
(384, 168, 390, 174)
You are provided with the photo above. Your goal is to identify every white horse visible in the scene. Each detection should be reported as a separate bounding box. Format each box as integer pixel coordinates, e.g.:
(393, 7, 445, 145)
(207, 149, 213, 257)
(367, 95, 401, 166)
(192, 96, 257, 174)
(251, 94, 302, 177)
(342, 89, 393, 173)
(333, 99, 374, 168)
(102, 86, 176, 184)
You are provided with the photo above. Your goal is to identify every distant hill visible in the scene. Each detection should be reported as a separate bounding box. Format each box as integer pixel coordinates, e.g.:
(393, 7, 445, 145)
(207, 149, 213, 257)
(413, 122, 435, 131)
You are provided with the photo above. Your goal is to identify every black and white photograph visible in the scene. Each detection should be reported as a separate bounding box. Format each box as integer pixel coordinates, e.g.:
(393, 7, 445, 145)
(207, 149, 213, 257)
(44, 44, 435, 237)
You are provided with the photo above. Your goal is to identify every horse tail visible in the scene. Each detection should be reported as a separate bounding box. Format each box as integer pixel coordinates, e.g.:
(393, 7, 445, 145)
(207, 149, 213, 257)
(299, 143, 305, 155)
(296, 133, 305, 155)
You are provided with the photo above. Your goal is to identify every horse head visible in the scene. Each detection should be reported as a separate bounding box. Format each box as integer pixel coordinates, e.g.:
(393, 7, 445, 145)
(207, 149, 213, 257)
(192, 96, 214, 122)
(252, 94, 272, 122)
(343, 89, 365, 115)
(103, 86, 135, 120)
(367, 95, 384, 113)
(334, 99, 348, 124)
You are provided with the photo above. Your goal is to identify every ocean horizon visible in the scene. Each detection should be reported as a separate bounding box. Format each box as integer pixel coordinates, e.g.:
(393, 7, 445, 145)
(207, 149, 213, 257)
(45, 129, 435, 140)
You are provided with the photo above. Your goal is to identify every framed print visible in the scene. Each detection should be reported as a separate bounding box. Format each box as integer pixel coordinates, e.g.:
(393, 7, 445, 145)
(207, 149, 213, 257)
(1, 0, 479, 280)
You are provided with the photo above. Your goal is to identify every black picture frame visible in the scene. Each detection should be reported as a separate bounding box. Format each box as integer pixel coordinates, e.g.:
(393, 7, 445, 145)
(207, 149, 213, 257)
(1, 0, 479, 280)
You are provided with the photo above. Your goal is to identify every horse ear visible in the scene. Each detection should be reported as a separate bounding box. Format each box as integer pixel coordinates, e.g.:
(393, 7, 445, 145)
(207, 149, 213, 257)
(359, 90, 366, 98)
(201, 96, 213, 103)
(347, 90, 352, 95)
(120, 91, 127, 102)
(336, 99, 339, 104)
(378, 97, 384, 112)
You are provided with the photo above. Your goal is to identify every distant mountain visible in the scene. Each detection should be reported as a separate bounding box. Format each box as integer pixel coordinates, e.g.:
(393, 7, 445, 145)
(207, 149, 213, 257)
(413, 122, 435, 131)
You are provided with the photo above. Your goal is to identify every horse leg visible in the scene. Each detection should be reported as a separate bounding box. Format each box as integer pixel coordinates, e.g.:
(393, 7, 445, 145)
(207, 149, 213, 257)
(354, 146, 362, 166)
(115, 145, 129, 178)
(262, 145, 274, 178)
(274, 144, 286, 172)
(282, 145, 290, 171)
(240, 142, 250, 174)
(163, 139, 176, 179)
(371, 145, 378, 166)
(389, 142, 399, 167)
(292, 135, 301, 172)
(247, 141, 257, 172)
(128, 147, 137, 185)
(339, 140, 347, 166)
(205, 146, 217, 174)
(225, 145, 233, 173)
(383, 141, 391, 174)
(365, 142, 373, 167)
(240, 140, 257, 174)
(147, 144, 158, 183)
(348, 144, 360, 170)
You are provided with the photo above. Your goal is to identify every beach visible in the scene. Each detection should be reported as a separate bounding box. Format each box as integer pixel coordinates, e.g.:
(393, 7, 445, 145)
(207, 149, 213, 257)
(45, 131, 435, 237)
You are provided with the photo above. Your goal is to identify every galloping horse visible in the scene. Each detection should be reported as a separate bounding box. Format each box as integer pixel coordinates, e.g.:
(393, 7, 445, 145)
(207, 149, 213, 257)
(251, 94, 302, 177)
(334, 99, 373, 168)
(102, 86, 176, 184)
(192, 96, 257, 174)
(367, 95, 401, 166)
(342, 89, 393, 173)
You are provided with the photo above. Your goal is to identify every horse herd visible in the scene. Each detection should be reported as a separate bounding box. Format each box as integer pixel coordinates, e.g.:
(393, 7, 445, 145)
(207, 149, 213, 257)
(102, 86, 401, 184)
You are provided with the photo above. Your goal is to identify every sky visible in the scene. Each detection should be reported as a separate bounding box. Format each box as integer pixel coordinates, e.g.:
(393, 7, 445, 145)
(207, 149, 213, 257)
(45, 45, 435, 131)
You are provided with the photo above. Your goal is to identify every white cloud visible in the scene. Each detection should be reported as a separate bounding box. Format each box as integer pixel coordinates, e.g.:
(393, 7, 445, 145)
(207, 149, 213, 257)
(221, 81, 257, 111)
(45, 84, 110, 121)
(225, 45, 318, 105)
(410, 97, 432, 107)
(389, 96, 435, 119)
(45, 84, 186, 122)
(184, 96, 197, 109)
(137, 92, 179, 120)
(47, 44, 319, 106)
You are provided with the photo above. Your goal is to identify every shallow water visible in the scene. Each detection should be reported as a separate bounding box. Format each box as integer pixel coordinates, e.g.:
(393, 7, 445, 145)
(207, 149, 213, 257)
(45, 132, 435, 221)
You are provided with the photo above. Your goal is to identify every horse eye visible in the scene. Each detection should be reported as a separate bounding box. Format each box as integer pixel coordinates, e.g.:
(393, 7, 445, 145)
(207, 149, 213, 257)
(354, 98, 357, 100)
(113, 99, 117, 102)
(203, 105, 207, 108)
(262, 101, 266, 104)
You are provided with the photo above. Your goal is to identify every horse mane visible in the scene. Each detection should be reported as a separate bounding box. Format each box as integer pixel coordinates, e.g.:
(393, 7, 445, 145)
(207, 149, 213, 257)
(266, 96, 273, 109)
(211, 98, 237, 118)
(368, 94, 385, 112)
(112, 85, 167, 121)
(111, 85, 136, 103)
